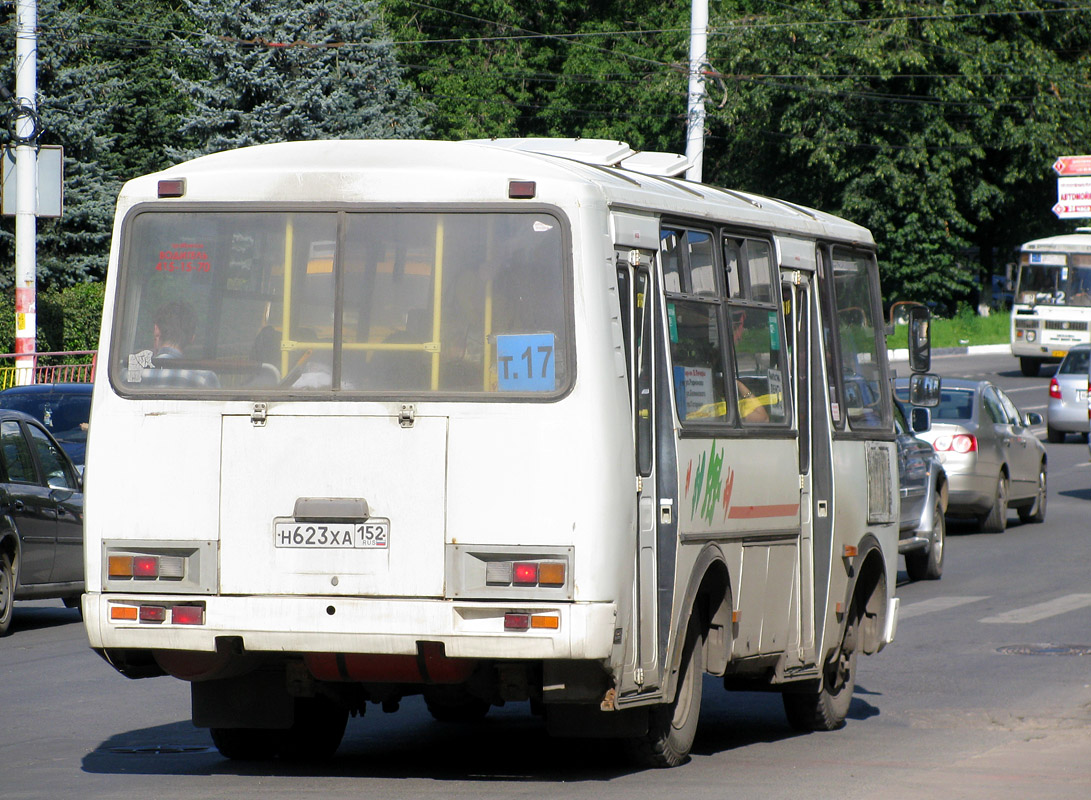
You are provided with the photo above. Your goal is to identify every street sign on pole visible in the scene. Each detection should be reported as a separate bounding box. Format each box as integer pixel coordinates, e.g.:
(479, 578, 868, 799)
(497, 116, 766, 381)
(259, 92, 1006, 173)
(1, 145, 63, 217)
(1053, 155, 1091, 176)
(1054, 175, 1091, 218)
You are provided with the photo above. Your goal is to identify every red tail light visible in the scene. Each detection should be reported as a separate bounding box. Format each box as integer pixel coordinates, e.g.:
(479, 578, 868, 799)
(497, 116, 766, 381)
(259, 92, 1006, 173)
(933, 434, 977, 453)
(1049, 378, 1061, 399)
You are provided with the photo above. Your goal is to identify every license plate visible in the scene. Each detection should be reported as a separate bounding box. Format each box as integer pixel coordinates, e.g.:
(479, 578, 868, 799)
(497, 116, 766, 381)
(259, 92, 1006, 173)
(274, 520, 389, 549)
(1052, 350, 1067, 358)
(1077, 390, 1088, 402)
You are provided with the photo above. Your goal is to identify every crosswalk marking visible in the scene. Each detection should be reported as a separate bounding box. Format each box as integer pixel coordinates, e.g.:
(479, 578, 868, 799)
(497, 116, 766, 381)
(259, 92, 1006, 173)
(980, 594, 1091, 624)
(899, 596, 989, 620)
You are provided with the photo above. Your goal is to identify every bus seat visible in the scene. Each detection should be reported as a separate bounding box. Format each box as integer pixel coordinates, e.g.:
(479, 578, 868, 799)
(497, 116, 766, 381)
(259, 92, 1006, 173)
(138, 368, 222, 389)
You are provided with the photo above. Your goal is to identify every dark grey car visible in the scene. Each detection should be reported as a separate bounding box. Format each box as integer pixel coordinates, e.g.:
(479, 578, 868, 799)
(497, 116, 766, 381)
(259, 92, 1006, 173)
(895, 399, 947, 580)
(0, 410, 84, 635)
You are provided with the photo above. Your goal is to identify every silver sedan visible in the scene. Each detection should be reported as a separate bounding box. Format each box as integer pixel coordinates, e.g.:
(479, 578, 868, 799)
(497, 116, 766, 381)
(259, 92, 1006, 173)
(1046, 344, 1089, 443)
(896, 378, 1047, 533)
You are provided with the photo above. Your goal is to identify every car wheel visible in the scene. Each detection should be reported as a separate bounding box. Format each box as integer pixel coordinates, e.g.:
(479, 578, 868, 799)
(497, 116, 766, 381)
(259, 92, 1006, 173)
(906, 494, 945, 581)
(978, 474, 1008, 533)
(0, 551, 13, 637)
(1019, 357, 1041, 377)
(784, 603, 858, 731)
(629, 619, 704, 768)
(1046, 425, 1065, 444)
(1017, 463, 1047, 524)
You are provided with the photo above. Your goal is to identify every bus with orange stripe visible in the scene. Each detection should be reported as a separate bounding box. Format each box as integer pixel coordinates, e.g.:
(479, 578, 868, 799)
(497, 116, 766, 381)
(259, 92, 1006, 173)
(82, 138, 928, 767)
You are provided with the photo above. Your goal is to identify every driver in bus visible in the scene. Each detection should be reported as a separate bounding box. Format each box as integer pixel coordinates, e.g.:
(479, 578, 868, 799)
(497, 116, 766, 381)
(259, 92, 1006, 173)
(129, 300, 197, 371)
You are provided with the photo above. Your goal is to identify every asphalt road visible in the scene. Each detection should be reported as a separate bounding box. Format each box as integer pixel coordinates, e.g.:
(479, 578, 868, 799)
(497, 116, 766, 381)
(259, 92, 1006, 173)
(2, 349, 1089, 799)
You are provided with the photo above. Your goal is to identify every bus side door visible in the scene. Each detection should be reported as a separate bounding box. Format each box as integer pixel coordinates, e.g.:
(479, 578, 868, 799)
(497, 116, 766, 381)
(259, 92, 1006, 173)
(617, 250, 663, 696)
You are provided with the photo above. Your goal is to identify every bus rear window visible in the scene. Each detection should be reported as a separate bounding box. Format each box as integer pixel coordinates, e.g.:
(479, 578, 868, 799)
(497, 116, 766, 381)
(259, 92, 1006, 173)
(111, 210, 571, 397)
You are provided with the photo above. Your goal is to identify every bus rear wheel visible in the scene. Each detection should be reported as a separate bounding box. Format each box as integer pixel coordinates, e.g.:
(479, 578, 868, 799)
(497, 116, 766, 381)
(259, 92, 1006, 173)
(1019, 357, 1042, 377)
(210, 696, 348, 761)
(629, 621, 703, 768)
(783, 611, 858, 732)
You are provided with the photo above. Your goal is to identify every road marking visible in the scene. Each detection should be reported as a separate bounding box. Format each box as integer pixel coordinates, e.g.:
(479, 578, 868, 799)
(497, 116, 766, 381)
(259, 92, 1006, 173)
(981, 594, 1091, 624)
(899, 596, 989, 620)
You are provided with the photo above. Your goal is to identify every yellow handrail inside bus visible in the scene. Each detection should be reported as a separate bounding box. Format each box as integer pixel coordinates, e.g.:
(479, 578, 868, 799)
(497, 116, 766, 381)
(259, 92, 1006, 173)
(430, 217, 445, 391)
(280, 218, 294, 376)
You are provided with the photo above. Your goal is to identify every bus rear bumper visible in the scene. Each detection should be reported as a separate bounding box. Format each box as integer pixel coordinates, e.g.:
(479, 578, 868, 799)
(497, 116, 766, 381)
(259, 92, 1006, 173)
(83, 593, 618, 662)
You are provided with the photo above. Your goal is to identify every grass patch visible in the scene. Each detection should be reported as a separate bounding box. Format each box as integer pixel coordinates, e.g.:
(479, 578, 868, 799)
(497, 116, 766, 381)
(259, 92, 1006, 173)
(891, 310, 1009, 349)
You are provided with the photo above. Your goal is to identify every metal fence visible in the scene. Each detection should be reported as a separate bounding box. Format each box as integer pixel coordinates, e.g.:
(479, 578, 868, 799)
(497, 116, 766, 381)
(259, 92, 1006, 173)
(0, 350, 97, 389)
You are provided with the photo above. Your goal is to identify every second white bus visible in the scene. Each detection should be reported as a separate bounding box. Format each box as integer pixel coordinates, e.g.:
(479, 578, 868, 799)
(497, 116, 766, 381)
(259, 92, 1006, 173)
(1012, 231, 1091, 376)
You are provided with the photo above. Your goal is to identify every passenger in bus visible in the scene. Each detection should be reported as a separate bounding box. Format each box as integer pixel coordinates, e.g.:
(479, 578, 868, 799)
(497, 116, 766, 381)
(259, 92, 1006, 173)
(151, 300, 197, 361)
(732, 311, 769, 423)
(246, 325, 282, 386)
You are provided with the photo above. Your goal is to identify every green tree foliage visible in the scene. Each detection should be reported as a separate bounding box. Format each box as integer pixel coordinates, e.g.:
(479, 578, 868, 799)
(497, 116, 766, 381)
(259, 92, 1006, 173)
(386, 1, 1091, 310)
(172, 0, 428, 159)
(0, 0, 200, 289)
(702, 1, 1091, 308)
(383, 1, 691, 147)
(0, 281, 104, 355)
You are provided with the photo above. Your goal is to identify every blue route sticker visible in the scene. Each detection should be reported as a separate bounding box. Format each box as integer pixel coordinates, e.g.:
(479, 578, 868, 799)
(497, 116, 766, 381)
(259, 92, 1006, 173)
(497, 333, 556, 392)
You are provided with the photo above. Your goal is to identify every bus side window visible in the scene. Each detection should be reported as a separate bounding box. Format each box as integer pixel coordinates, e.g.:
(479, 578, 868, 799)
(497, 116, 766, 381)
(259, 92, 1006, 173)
(661, 224, 730, 423)
(725, 237, 788, 425)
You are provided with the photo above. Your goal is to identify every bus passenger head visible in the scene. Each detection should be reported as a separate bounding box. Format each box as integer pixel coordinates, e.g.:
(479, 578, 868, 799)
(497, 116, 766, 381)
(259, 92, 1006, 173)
(154, 300, 197, 357)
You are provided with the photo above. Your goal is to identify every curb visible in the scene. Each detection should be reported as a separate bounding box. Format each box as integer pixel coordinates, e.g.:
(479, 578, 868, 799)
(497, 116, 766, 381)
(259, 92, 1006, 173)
(888, 343, 1009, 361)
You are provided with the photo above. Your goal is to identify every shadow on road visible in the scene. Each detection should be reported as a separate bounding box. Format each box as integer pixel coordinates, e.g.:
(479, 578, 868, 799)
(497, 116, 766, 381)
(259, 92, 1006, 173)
(82, 678, 880, 779)
(7, 603, 81, 636)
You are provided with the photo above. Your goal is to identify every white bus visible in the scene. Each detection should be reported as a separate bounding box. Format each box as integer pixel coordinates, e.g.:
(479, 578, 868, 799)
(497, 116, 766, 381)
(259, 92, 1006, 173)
(1012, 231, 1091, 376)
(83, 138, 918, 767)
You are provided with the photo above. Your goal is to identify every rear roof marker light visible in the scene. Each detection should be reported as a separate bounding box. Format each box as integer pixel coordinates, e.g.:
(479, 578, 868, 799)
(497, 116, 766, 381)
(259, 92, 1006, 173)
(508, 180, 536, 199)
(158, 178, 186, 198)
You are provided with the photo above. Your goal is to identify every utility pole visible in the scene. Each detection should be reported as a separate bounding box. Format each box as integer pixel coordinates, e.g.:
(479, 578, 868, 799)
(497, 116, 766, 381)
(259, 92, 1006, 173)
(684, 0, 707, 183)
(14, 0, 38, 384)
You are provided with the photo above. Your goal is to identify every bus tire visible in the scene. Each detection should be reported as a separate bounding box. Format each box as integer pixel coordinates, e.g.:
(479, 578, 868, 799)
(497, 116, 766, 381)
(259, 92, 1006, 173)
(0, 551, 13, 637)
(210, 727, 286, 761)
(280, 696, 348, 760)
(978, 474, 1008, 533)
(630, 621, 703, 768)
(210, 697, 347, 761)
(1020, 357, 1041, 377)
(783, 611, 858, 732)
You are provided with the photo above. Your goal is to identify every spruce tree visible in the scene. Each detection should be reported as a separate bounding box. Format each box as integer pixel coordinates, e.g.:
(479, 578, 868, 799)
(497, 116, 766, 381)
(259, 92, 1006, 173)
(172, 0, 428, 160)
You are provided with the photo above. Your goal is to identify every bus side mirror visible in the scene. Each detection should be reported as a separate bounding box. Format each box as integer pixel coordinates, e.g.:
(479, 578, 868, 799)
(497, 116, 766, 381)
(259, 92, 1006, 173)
(908, 305, 931, 373)
(910, 406, 931, 433)
(908, 372, 941, 408)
